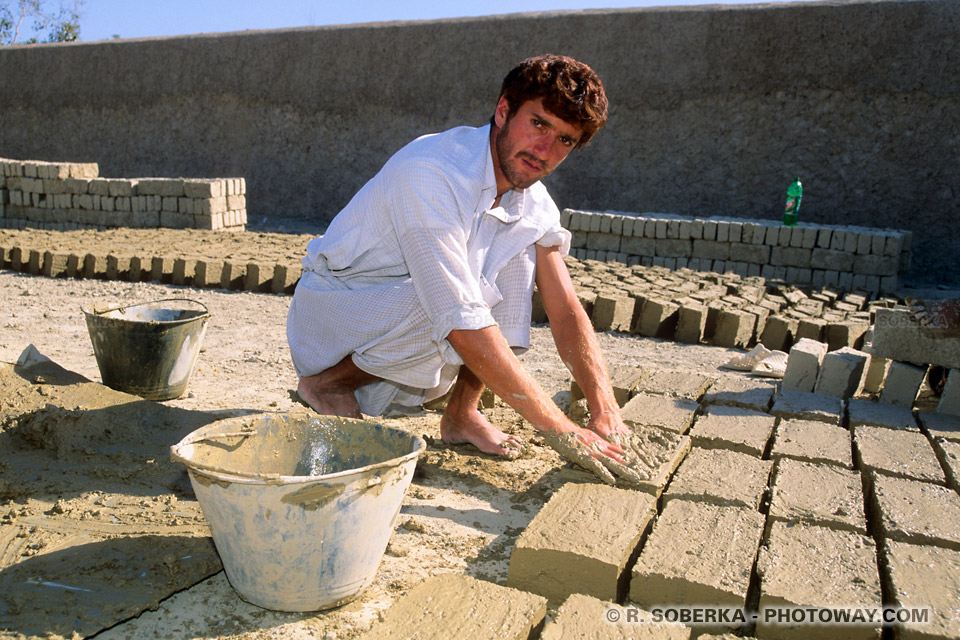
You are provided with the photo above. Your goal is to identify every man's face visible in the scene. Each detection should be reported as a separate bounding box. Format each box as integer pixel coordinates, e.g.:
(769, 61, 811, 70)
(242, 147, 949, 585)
(493, 96, 584, 192)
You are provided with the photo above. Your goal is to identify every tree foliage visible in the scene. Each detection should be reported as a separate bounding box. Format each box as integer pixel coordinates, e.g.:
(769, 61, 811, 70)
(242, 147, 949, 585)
(0, 0, 84, 45)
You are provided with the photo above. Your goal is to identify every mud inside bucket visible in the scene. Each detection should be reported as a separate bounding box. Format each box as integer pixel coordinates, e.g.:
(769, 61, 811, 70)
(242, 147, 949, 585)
(170, 412, 426, 612)
(82, 298, 209, 401)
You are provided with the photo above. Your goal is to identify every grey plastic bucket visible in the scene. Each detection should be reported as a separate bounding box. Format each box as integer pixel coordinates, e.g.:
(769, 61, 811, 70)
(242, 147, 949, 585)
(170, 412, 426, 612)
(82, 298, 209, 400)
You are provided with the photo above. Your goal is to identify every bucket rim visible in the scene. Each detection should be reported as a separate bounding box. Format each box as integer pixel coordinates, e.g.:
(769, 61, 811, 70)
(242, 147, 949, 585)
(169, 413, 426, 486)
(82, 298, 210, 324)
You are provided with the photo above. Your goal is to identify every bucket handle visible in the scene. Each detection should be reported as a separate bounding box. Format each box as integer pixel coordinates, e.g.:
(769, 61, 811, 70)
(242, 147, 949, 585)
(176, 430, 258, 446)
(82, 297, 210, 319)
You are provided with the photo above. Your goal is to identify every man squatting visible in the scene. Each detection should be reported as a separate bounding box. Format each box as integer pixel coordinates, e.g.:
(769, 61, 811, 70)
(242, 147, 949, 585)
(287, 54, 648, 483)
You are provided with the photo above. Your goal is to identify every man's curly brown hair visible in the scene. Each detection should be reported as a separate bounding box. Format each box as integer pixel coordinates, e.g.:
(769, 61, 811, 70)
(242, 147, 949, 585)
(497, 54, 608, 148)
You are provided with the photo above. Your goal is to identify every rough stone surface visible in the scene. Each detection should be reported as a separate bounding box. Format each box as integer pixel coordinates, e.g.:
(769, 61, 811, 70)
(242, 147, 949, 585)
(878, 360, 926, 407)
(622, 392, 700, 434)
(872, 309, 960, 369)
(933, 437, 960, 494)
(867, 471, 960, 550)
(782, 338, 828, 393)
(508, 482, 657, 604)
(768, 458, 867, 534)
(630, 501, 764, 610)
(769, 418, 853, 468)
(770, 390, 843, 425)
(755, 521, 881, 640)
(813, 346, 869, 399)
(853, 425, 945, 485)
(359, 573, 547, 640)
(883, 541, 960, 640)
(541, 593, 692, 640)
(846, 398, 918, 432)
(917, 410, 960, 442)
(700, 375, 776, 412)
(662, 446, 773, 510)
(688, 405, 776, 456)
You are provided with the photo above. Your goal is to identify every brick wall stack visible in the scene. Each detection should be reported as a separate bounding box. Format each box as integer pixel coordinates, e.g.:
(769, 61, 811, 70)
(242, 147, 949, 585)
(564, 210, 911, 296)
(0, 158, 246, 231)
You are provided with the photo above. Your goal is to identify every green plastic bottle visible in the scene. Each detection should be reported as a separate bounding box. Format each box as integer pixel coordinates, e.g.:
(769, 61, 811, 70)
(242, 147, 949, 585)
(783, 177, 802, 226)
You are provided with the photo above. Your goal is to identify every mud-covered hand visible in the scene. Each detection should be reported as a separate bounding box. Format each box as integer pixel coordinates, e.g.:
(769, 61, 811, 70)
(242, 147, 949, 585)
(541, 427, 649, 487)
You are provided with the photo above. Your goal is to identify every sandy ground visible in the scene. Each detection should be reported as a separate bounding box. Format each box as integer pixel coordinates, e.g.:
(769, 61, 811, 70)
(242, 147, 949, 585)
(0, 264, 749, 640)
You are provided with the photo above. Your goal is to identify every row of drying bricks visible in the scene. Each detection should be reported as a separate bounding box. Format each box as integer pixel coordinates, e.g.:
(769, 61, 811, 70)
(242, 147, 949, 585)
(363, 374, 960, 640)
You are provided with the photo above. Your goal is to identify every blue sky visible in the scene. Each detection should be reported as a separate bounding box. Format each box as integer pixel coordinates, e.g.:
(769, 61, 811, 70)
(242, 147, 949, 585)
(80, 0, 819, 42)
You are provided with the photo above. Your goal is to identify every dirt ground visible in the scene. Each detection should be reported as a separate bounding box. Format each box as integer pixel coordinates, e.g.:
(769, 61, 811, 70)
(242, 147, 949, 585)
(0, 225, 751, 640)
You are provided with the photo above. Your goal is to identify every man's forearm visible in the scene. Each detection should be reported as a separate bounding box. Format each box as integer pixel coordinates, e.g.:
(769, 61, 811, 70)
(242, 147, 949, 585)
(549, 304, 621, 419)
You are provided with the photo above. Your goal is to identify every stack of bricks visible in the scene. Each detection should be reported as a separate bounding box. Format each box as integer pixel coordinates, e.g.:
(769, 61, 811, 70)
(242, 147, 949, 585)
(563, 209, 910, 296)
(555, 257, 899, 353)
(0, 158, 247, 231)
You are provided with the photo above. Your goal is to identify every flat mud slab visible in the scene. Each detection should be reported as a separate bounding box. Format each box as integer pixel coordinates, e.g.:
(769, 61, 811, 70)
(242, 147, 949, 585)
(700, 375, 777, 413)
(769, 418, 853, 468)
(662, 447, 773, 510)
(688, 405, 776, 456)
(918, 410, 960, 442)
(621, 392, 700, 434)
(542, 593, 692, 640)
(507, 482, 657, 604)
(770, 390, 843, 425)
(755, 521, 882, 640)
(358, 573, 546, 640)
(883, 541, 960, 640)
(853, 426, 945, 485)
(768, 458, 868, 534)
(846, 398, 919, 432)
(866, 471, 960, 551)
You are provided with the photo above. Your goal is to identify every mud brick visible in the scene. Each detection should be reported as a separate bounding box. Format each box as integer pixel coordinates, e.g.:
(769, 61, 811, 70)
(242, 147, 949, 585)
(542, 593, 692, 640)
(867, 471, 960, 550)
(755, 521, 881, 640)
(105, 254, 130, 280)
(759, 315, 797, 351)
(508, 482, 657, 604)
(814, 346, 869, 399)
(663, 446, 772, 509)
(675, 303, 708, 344)
(592, 294, 635, 331)
(272, 263, 301, 294)
(633, 298, 680, 338)
(137, 178, 185, 197)
(361, 573, 546, 640)
(883, 541, 960, 640)
(701, 376, 776, 412)
(149, 256, 173, 283)
(41, 251, 69, 277)
(586, 232, 621, 252)
(847, 398, 918, 431)
(692, 239, 731, 261)
(854, 425, 944, 484)
(782, 338, 828, 393)
(918, 410, 960, 442)
(572, 364, 647, 407)
(768, 458, 867, 533)
(771, 390, 842, 425)
(127, 255, 145, 281)
(630, 501, 764, 614)
(689, 405, 776, 456)
(862, 356, 890, 395)
(712, 308, 756, 348)
(933, 437, 960, 493)
(183, 178, 224, 198)
(770, 418, 853, 468)
(191, 260, 222, 288)
(8, 246, 25, 271)
(872, 308, 960, 370)
(795, 317, 825, 342)
(622, 392, 699, 434)
(63, 253, 81, 278)
(823, 320, 869, 351)
(220, 261, 246, 290)
(939, 369, 960, 416)
(172, 258, 198, 285)
(878, 360, 925, 406)
(82, 253, 107, 279)
(631, 369, 714, 400)
(243, 262, 272, 293)
(26, 249, 41, 274)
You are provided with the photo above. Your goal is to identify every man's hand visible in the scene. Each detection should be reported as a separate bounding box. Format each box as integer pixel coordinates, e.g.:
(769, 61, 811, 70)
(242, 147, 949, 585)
(587, 408, 629, 441)
(541, 425, 652, 487)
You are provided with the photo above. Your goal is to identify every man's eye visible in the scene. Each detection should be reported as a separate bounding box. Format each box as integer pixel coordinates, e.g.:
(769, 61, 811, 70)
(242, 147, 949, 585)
(532, 119, 542, 128)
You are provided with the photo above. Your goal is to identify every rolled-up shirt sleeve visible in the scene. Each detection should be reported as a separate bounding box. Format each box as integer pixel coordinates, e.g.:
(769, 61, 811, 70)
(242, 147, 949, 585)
(388, 161, 498, 346)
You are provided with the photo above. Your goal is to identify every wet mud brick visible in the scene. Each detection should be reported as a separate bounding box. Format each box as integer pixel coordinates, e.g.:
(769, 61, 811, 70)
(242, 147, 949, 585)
(621, 392, 699, 434)
(931, 437, 960, 493)
(634, 297, 680, 338)
(630, 501, 764, 617)
(712, 308, 757, 348)
(883, 541, 960, 640)
(541, 593, 692, 640)
(194, 259, 224, 288)
(866, 471, 960, 551)
(623, 426, 691, 498)
(662, 447, 773, 510)
(813, 346, 869, 398)
(360, 573, 547, 640)
(688, 405, 776, 457)
(917, 410, 960, 442)
(759, 315, 798, 351)
(271, 263, 301, 294)
(770, 390, 843, 426)
(872, 308, 960, 370)
(126, 255, 145, 281)
(847, 398, 918, 431)
(782, 338, 828, 393)
(149, 255, 173, 283)
(878, 360, 926, 407)
(507, 482, 657, 604)
(172, 257, 197, 285)
(105, 254, 130, 280)
(592, 294, 636, 332)
(631, 369, 715, 400)
(675, 303, 708, 344)
(769, 418, 853, 468)
(220, 260, 245, 290)
(244, 261, 272, 293)
(701, 375, 776, 412)
(755, 521, 881, 640)
(41, 250, 69, 277)
(768, 458, 867, 534)
(83, 253, 107, 279)
(853, 425, 945, 485)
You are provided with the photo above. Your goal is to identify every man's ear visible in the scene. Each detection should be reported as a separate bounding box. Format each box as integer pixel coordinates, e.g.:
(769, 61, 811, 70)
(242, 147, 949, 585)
(493, 96, 510, 128)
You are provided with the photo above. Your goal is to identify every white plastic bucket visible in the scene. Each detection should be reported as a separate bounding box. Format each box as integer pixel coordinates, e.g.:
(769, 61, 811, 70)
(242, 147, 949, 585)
(170, 412, 425, 611)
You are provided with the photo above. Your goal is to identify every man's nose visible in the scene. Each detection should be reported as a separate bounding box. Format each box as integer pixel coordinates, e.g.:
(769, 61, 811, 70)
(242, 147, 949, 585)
(531, 135, 552, 157)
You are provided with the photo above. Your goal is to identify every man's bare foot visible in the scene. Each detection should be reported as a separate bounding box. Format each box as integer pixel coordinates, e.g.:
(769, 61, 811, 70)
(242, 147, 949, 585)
(439, 409, 524, 459)
(297, 376, 363, 418)
(907, 296, 960, 336)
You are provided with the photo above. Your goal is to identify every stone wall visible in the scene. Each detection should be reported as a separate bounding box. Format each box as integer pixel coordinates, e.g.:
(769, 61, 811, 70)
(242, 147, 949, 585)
(0, 0, 956, 283)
